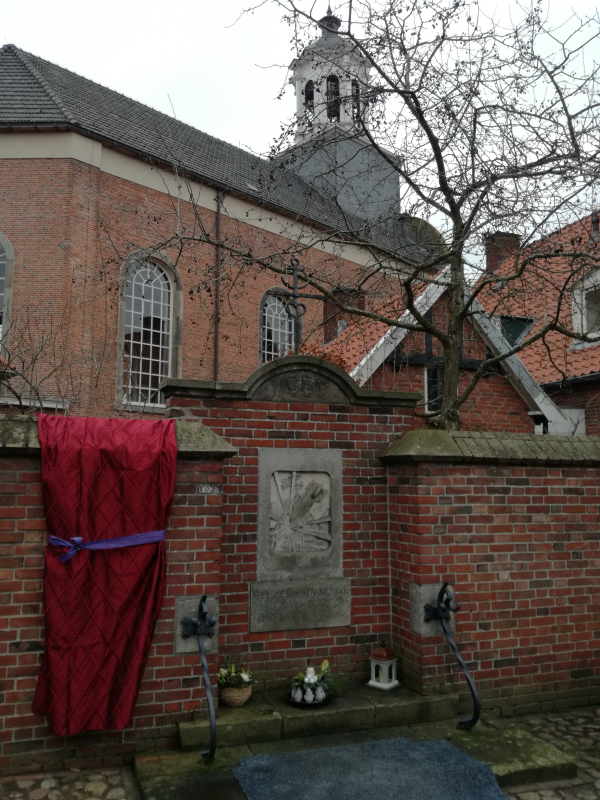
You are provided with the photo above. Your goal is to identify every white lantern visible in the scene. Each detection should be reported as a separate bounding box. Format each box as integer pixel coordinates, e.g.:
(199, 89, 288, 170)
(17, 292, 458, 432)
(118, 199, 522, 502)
(367, 644, 399, 691)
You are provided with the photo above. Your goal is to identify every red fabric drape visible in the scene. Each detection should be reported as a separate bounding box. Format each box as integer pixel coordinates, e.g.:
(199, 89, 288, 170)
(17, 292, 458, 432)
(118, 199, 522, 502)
(32, 414, 177, 736)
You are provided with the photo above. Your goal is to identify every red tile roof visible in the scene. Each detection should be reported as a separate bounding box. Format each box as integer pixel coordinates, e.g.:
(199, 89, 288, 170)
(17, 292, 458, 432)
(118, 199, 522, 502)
(301, 281, 432, 371)
(476, 214, 600, 384)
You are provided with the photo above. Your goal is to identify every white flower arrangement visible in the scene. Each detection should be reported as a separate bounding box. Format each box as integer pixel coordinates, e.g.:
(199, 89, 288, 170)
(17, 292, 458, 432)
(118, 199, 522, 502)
(304, 667, 318, 684)
(290, 660, 345, 704)
(218, 663, 256, 689)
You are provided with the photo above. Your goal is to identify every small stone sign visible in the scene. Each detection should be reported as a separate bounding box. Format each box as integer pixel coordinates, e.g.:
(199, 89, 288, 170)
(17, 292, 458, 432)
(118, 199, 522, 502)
(197, 483, 223, 495)
(249, 579, 351, 633)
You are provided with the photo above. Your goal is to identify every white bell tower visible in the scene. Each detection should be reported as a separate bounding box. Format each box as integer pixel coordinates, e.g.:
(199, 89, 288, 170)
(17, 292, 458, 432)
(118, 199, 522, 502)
(284, 6, 400, 226)
(290, 6, 370, 144)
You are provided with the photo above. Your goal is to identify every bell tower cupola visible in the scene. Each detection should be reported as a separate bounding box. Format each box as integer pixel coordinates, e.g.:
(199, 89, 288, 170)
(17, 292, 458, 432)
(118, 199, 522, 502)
(290, 5, 369, 143)
(283, 5, 400, 226)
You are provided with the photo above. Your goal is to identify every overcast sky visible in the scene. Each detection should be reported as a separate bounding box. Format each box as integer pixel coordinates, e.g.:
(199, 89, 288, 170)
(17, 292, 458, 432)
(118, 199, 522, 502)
(2, 0, 598, 157)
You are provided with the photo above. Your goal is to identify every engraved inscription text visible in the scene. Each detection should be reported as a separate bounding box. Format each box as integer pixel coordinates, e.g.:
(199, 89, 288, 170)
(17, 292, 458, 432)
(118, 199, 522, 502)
(250, 579, 351, 633)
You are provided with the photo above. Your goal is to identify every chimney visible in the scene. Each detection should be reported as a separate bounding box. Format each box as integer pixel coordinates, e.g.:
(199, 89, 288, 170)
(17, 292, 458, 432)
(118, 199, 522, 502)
(485, 232, 520, 273)
(323, 287, 365, 344)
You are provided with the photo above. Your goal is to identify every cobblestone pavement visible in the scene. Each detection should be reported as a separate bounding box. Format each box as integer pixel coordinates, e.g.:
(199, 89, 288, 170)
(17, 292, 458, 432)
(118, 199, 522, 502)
(0, 768, 141, 800)
(504, 706, 600, 800)
(0, 707, 598, 800)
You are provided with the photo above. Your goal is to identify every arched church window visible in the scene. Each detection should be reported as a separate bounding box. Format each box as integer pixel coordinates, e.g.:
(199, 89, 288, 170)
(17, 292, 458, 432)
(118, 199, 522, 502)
(0, 233, 15, 348)
(260, 292, 294, 364)
(326, 75, 341, 122)
(121, 260, 174, 407)
(304, 80, 315, 116)
(352, 80, 361, 125)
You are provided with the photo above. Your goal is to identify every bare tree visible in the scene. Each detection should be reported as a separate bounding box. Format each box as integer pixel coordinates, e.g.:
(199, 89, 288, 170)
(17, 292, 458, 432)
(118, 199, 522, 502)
(0, 312, 69, 413)
(0, 308, 124, 418)
(100, 0, 600, 429)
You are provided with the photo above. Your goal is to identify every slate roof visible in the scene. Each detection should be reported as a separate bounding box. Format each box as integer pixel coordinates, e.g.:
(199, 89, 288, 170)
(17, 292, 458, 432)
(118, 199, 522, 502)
(0, 44, 422, 261)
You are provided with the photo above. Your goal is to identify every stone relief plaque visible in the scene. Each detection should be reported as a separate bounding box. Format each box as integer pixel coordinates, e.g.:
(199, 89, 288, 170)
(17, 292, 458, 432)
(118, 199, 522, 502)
(251, 370, 349, 404)
(270, 471, 331, 553)
(250, 579, 351, 633)
(257, 449, 343, 582)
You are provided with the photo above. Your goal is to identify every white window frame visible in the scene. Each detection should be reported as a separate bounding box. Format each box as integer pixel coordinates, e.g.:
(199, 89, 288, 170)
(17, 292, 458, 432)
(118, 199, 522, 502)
(572, 270, 600, 339)
(259, 290, 295, 366)
(115, 250, 183, 413)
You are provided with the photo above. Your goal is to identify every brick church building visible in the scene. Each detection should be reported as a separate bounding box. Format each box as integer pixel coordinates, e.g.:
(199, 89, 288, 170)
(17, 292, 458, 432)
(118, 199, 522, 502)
(0, 9, 589, 436)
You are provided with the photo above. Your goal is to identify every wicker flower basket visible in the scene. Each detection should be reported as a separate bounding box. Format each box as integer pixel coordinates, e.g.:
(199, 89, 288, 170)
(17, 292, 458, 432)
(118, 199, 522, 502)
(219, 685, 252, 707)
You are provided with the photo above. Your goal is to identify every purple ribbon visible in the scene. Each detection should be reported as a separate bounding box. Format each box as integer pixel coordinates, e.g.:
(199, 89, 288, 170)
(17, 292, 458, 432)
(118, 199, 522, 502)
(49, 530, 165, 563)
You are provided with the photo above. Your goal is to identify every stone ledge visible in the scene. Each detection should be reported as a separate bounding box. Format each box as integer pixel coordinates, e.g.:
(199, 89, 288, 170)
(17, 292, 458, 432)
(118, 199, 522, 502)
(382, 429, 600, 465)
(174, 419, 237, 459)
(138, 698, 577, 797)
(163, 355, 421, 409)
(0, 415, 236, 459)
(178, 685, 459, 750)
(0, 415, 40, 454)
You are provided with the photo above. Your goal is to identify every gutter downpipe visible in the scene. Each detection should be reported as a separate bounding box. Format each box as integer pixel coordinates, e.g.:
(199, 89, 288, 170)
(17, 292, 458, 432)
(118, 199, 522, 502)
(214, 192, 226, 382)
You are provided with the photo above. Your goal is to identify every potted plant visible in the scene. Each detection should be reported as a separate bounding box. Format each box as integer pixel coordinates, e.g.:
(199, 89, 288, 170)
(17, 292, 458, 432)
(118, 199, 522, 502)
(217, 663, 255, 707)
(289, 660, 344, 706)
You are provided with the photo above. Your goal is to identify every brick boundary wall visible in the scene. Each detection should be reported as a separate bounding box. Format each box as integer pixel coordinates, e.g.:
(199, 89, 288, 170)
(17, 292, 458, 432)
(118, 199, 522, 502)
(0, 416, 235, 774)
(1, 359, 600, 772)
(162, 357, 420, 689)
(385, 430, 600, 716)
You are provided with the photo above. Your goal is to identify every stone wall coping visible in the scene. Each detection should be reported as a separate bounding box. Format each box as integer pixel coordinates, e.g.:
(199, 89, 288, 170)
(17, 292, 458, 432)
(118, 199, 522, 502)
(162, 355, 421, 408)
(381, 428, 600, 465)
(0, 415, 237, 459)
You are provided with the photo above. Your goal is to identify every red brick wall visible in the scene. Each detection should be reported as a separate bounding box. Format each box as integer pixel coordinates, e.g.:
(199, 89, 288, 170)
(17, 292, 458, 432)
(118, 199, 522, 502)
(547, 381, 600, 437)
(165, 394, 416, 689)
(0, 450, 225, 774)
(0, 156, 379, 415)
(388, 461, 600, 714)
(2, 398, 599, 772)
(369, 364, 535, 434)
(1, 155, 537, 430)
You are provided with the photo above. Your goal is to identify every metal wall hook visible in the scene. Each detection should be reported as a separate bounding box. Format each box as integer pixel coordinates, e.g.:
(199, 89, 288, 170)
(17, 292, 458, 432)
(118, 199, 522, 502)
(424, 583, 481, 731)
(267, 256, 327, 355)
(182, 595, 217, 762)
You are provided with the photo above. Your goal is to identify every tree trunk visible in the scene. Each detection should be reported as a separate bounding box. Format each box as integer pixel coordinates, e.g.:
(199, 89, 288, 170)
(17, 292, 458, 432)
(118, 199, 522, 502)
(440, 339, 461, 430)
(439, 250, 464, 431)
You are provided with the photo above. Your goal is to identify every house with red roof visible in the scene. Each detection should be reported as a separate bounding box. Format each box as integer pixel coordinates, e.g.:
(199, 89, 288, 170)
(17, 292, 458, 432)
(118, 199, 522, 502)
(473, 218, 600, 434)
(306, 261, 586, 435)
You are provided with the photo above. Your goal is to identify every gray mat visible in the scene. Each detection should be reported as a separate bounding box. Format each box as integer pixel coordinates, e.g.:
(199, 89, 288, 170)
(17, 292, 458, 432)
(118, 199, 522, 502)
(233, 737, 507, 800)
